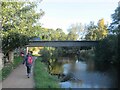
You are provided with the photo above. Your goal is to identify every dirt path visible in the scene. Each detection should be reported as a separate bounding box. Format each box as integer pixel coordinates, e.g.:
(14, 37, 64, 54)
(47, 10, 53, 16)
(1, 57, 37, 89)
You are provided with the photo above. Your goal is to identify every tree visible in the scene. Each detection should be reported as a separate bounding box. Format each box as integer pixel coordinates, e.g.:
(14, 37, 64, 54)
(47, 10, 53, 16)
(55, 28, 67, 40)
(94, 35, 118, 70)
(110, 5, 120, 34)
(67, 31, 78, 40)
(110, 4, 120, 70)
(34, 27, 67, 41)
(67, 23, 86, 40)
(94, 5, 120, 74)
(85, 19, 108, 40)
(97, 18, 108, 39)
(85, 21, 98, 40)
(110, 4, 120, 88)
(2, 2, 44, 63)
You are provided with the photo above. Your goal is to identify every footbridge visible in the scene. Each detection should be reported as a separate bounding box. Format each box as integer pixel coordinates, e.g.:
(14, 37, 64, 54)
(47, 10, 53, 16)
(27, 40, 99, 47)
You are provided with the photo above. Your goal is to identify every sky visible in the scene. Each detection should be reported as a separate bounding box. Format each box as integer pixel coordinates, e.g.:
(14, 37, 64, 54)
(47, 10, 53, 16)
(38, 0, 120, 33)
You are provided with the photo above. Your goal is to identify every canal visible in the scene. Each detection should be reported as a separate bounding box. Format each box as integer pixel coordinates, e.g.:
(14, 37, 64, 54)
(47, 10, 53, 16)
(49, 57, 118, 88)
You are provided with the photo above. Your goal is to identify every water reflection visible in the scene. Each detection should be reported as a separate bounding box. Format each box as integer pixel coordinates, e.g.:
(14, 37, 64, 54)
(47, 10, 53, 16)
(49, 57, 117, 88)
(63, 64, 71, 75)
(50, 62, 63, 74)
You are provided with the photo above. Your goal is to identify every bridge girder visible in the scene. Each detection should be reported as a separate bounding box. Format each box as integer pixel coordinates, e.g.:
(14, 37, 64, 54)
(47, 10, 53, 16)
(26, 41, 99, 47)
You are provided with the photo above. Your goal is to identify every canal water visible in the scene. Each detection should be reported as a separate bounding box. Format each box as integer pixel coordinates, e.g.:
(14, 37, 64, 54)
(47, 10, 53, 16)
(49, 57, 118, 88)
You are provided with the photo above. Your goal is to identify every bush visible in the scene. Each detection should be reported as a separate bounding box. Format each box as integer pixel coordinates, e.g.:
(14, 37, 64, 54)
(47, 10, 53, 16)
(39, 47, 51, 63)
(94, 35, 118, 70)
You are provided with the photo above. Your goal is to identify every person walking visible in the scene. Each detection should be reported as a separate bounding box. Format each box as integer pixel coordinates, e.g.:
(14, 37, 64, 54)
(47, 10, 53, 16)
(23, 51, 33, 78)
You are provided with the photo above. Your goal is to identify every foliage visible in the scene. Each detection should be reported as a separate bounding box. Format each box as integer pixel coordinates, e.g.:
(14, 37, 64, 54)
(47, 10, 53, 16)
(110, 5, 120, 70)
(2, 2, 44, 55)
(34, 57, 60, 88)
(80, 49, 95, 60)
(110, 6, 120, 34)
(55, 28, 67, 40)
(2, 31, 29, 53)
(117, 36, 120, 62)
(39, 46, 83, 64)
(93, 5, 119, 72)
(85, 19, 108, 40)
(67, 32, 78, 40)
(34, 27, 67, 41)
(39, 47, 51, 63)
(94, 35, 118, 70)
(67, 23, 87, 40)
(110, 5, 120, 68)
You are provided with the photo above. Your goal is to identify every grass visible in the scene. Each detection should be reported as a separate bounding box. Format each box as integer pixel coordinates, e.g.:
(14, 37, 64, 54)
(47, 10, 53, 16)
(34, 57, 60, 88)
(1, 56, 22, 80)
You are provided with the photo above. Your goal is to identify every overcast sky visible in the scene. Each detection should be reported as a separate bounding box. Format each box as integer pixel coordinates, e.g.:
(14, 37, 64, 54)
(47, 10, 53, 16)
(38, 0, 119, 33)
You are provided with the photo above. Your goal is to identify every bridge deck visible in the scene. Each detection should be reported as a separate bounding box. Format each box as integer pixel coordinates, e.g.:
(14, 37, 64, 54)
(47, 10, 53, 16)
(27, 40, 99, 47)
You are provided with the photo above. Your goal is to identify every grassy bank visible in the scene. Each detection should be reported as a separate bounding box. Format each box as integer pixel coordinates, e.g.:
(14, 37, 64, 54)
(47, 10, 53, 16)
(1, 56, 22, 80)
(34, 57, 60, 88)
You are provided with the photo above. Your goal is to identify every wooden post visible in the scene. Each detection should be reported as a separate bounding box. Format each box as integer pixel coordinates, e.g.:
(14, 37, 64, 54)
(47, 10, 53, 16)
(8, 50, 14, 63)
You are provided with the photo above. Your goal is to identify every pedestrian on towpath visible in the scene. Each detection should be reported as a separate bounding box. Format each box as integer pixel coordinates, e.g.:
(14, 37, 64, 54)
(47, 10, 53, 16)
(23, 51, 33, 78)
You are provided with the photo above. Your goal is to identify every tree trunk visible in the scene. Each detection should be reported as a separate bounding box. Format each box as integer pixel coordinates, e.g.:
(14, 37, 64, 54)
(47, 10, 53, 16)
(0, 49, 4, 70)
(8, 50, 14, 63)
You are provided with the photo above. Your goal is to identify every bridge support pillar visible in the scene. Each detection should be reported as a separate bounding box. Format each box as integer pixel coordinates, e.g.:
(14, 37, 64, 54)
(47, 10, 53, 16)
(26, 47, 29, 54)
